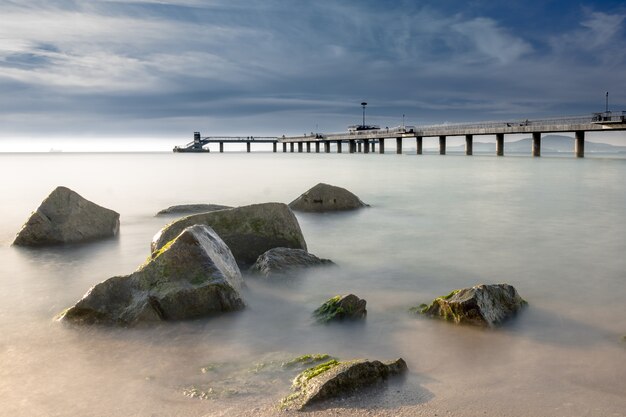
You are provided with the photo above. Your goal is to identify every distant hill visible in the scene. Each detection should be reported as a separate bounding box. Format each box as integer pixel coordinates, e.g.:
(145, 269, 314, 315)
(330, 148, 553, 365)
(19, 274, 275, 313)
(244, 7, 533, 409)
(446, 135, 626, 153)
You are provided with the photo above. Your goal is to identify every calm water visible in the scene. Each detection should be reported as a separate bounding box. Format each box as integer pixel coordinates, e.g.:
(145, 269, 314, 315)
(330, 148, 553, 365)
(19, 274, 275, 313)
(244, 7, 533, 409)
(0, 152, 624, 417)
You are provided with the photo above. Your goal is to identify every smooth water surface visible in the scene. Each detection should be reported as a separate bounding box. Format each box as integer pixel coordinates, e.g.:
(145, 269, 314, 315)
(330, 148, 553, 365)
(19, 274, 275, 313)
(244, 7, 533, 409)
(0, 152, 624, 416)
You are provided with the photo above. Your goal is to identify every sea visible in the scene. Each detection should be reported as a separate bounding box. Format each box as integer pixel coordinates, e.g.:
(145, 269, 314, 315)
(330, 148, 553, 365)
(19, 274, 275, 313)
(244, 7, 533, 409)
(0, 151, 624, 417)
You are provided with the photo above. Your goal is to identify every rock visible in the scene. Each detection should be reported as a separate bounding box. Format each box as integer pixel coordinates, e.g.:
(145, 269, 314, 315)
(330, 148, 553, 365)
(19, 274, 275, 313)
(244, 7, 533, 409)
(282, 354, 334, 369)
(13, 186, 120, 246)
(288, 183, 368, 212)
(156, 204, 232, 216)
(58, 224, 244, 325)
(313, 294, 367, 323)
(280, 358, 407, 410)
(151, 203, 307, 267)
(416, 283, 527, 327)
(250, 247, 333, 276)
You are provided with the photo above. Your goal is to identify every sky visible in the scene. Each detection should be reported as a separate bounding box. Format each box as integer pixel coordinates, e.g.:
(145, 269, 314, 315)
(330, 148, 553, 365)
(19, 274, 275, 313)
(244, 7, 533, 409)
(1, 0, 625, 150)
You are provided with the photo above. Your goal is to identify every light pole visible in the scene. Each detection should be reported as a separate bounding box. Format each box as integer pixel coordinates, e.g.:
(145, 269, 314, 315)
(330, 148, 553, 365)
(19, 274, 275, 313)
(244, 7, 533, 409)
(402, 114, 405, 129)
(606, 91, 609, 113)
(361, 102, 367, 127)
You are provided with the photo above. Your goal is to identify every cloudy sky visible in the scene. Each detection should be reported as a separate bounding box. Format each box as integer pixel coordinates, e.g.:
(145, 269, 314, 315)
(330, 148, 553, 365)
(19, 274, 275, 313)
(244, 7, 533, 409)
(1, 0, 625, 149)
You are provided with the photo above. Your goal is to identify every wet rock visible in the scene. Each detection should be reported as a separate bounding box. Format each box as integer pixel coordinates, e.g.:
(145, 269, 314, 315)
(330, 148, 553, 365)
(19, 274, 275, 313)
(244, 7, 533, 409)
(155, 204, 232, 216)
(250, 247, 333, 277)
(289, 183, 368, 212)
(313, 294, 367, 323)
(416, 283, 527, 327)
(282, 354, 334, 369)
(280, 358, 407, 410)
(151, 203, 307, 267)
(13, 186, 119, 246)
(58, 224, 244, 325)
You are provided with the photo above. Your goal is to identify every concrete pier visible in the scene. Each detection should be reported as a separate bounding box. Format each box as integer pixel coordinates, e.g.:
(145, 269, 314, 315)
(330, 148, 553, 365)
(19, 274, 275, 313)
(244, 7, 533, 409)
(396, 137, 402, 154)
(290, 142, 294, 153)
(372, 141, 376, 152)
(575, 130, 585, 158)
(358, 142, 362, 152)
(246, 142, 251, 153)
(496, 133, 504, 156)
(465, 134, 473, 155)
(379, 138, 385, 154)
(297, 142, 303, 153)
(337, 140, 342, 153)
(324, 141, 330, 153)
(532, 132, 541, 157)
(364, 140, 370, 153)
(283, 143, 287, 152)
(349, 140, 356, 153)
(416, 137, 423, 155)
(219, 142, 224, 153)
(315, 142, 320, 153)
(273, 142, 277, 153)
(306, 142, 311, 153)
(439, 136, 446, 155)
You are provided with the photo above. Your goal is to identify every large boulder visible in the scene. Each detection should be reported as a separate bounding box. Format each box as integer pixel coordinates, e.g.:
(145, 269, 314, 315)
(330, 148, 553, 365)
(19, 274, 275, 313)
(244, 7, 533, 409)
(250, 247, 333, 277)
(289, 183, 368, 212)
(58, 225, 244, 325)
(416, 283, 527, 327)
(13, 186, 119, 246)
(313, 294, 367, 323)
(156, 204, 232, 216)
(280, 358, 407, 410)
(151, 203, 307, 267)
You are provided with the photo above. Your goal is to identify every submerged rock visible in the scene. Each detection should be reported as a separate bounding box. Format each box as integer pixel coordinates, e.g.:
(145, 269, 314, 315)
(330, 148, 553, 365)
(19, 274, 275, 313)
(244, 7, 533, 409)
(416, 283, 527, 327)
(250, 247, 333, 277)
(156, 204, 232, 216)
(59, 225, 244, 325)
(280, 358, 407, 410)
(151, 203, 307, 267)
(288, 183, 368, 212)
(313, 294, 367, 323)
(282, 354, 334, 369)
(13, 186, 120, 246)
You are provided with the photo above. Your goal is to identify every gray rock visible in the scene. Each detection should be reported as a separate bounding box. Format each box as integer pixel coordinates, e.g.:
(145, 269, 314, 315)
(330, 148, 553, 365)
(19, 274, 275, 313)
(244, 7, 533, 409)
(313, 294, 367, 323)
(289, 183, 368, 212)
(280, 358, 407, 410)
(13, 186, 120, 246)
(151, 203, 307, 267)
(250, 247, 333, 277)
(156, 204, 232, 216)
(416, 283, 527, 327)
(58, 225, 244, 325)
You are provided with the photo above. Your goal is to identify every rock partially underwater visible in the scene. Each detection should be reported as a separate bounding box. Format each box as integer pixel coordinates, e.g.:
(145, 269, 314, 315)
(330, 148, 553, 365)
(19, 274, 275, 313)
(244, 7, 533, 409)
(152, 203, 307, 267)
(415, 283, 527, 327)
(59, 225, 244, 325)
(156, 204, 232, 216)
(313, 294, 367, 323)
(280, 358, 407, 411)
(250, 247, 334, 277)
(13, 186, 119, 246)
(289, 183, 368, 212)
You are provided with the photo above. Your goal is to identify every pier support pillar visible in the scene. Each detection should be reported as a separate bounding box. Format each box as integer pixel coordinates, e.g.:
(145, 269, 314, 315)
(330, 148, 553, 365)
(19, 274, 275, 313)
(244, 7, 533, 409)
(282, 143, 287, 152)
(396, 137, 402, 154)
(439, 136, 446, 155)
(219, 142, 224, 153)
(575, 131, 585, 158)
(297, 142, 303, 153)
(246, 142, 251, 153)
(306, 142, 311, 153)
(272, 142, 277, 153)
(379, 138, 385, 154)
(324, 141, 330, 153)
(358, 142, 362, 152)
(416, 137, 423, 155)
(372, 141, 376, 152)
(290, 143, 294, 153)
(496, 133, 504, 156)
(532, 132, 541, 157)
(337, 141, 342, 153)
(465, 134, 473, 155)
(315, 142, 320, 153)
(349, 140, 356, 153)
(364, 140, 370, 153)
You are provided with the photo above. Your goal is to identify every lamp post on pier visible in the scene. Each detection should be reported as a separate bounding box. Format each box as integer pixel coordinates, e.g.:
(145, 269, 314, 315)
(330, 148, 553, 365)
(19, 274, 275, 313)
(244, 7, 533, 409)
(361, 102, 367, 128)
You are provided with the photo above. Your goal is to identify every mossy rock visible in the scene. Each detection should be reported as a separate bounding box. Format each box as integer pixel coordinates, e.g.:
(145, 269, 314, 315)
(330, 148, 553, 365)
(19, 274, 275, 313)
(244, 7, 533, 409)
(156, 204, 232, 216)
(250, 247, 334, 277)
(280, 358, 407, 410)
(152, 203, 307, 267)
(282, 354, 333, 369)
(414, 283, 527, 328)
(313, 294, 367, 323)
(58, 225, 244, 325)
(289, 183, 369, 212)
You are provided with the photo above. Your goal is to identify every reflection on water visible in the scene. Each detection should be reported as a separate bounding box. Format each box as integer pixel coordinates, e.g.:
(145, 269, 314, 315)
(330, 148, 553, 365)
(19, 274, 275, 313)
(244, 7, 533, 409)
(0, 153, 625, 416)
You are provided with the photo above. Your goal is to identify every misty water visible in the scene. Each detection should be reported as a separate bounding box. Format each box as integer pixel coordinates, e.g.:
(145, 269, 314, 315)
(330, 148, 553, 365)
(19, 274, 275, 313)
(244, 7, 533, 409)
(0, 152, 625, 416)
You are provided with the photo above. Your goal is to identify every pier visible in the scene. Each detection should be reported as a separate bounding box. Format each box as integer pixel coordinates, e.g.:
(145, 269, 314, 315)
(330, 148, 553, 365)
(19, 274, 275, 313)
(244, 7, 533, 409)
(175, 113, 626, 157)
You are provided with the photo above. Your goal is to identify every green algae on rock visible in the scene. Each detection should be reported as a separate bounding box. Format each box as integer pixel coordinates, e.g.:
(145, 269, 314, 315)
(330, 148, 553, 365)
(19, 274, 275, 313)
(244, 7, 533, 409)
(289, 183, 369, 212)
(58, 224, 244, 325)
(151, 203, 307, 267)
(282, 354, 333, 369)
(415, 283, 527, 328)
(280, 358, 408, 411)
(313, 294, 367, 323)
